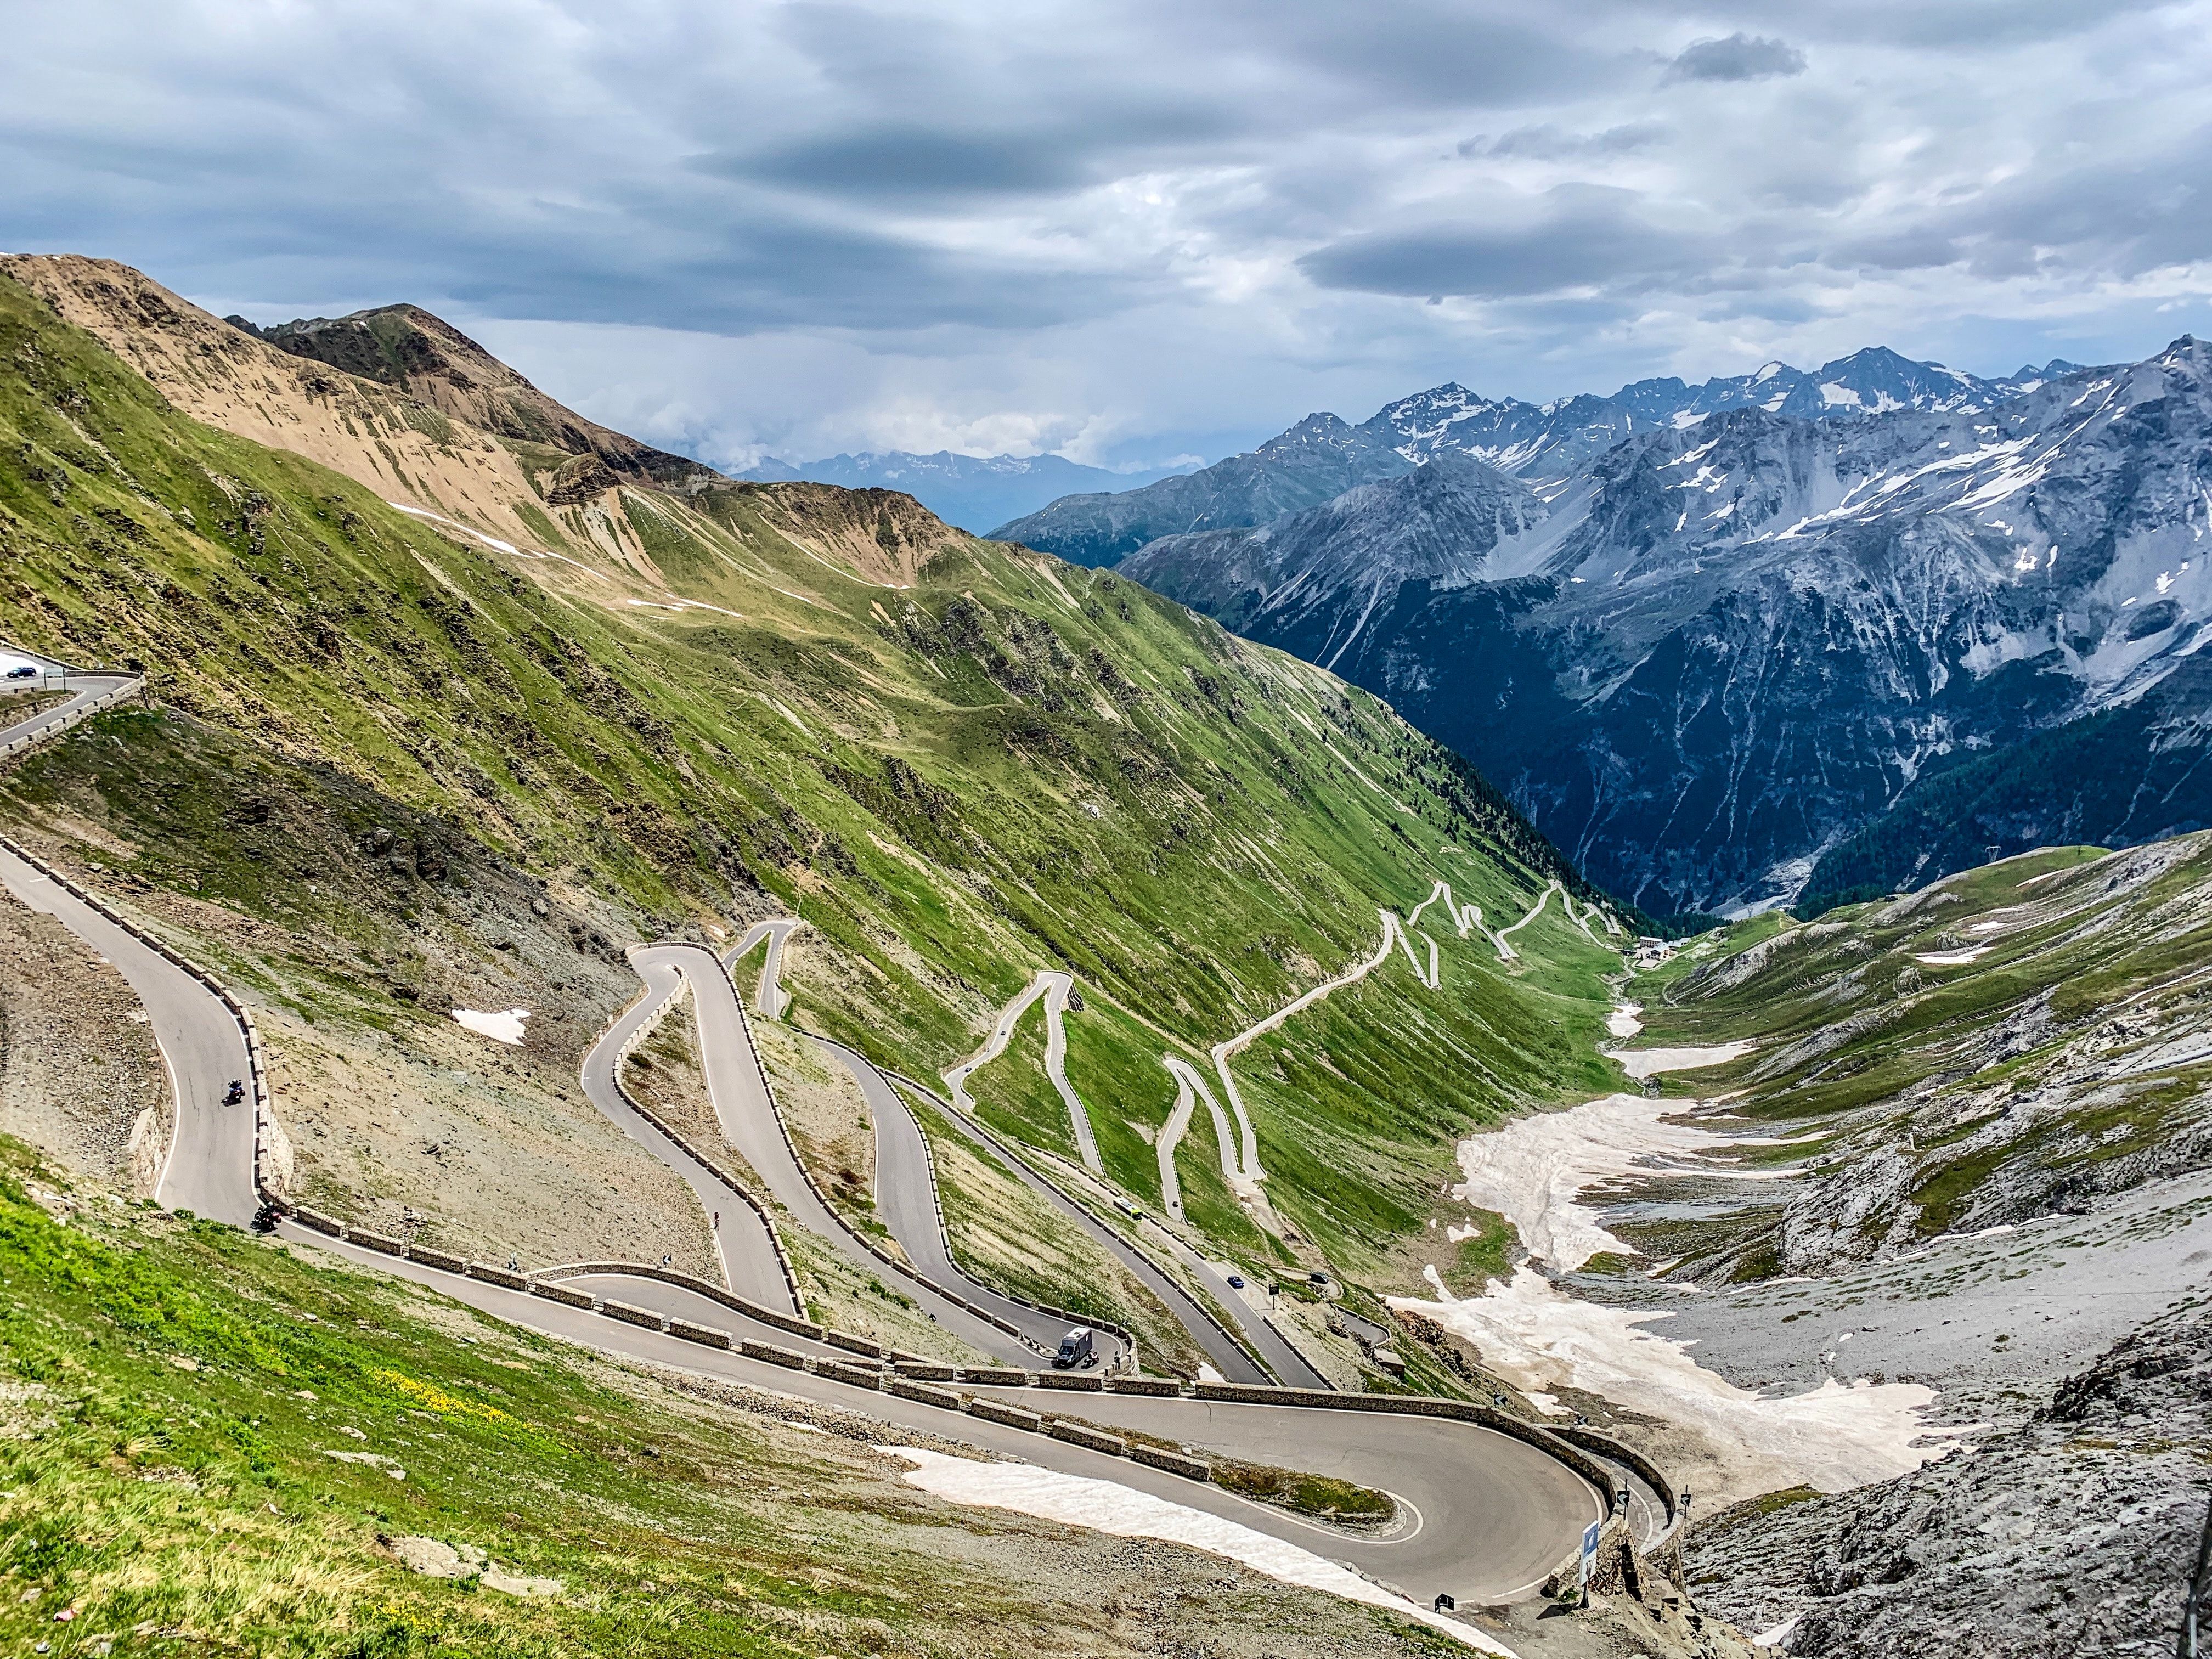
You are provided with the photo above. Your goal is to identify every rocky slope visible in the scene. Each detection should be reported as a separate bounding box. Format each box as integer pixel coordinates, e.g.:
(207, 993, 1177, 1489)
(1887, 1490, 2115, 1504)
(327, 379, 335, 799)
(1623, 837, 2212, 1280)
(1695, 1296, 2212, 1657)
(1800, 654, 2212, 912)
(1122, 448, 1546, 667)
(988, 413, 1419, 566)
(1121, 337, 2212, 918)
(1569, 839, 2212, 1654)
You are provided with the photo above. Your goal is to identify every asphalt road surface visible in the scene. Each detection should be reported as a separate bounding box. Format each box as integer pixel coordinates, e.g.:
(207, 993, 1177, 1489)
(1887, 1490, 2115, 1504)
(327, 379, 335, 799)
(577, 951, 796, 1312)
(888, 1063, 1306, 1385)
(624, 943, 1042, 1367)
(812, 1034, 1130, 1372)
(290, 1225, 1604, 1609)
(0, 672, 257, 1227)
(727, 918, 800, 1018)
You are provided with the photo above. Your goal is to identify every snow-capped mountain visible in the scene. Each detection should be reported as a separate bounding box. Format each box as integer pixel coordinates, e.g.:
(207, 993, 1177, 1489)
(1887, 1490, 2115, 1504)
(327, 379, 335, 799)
(983, 413, 1418, 566)
(994, 346, 2080, 565)
(738, 449, 1192, 533)
(1121, 448, 1546, 661)
(1124, 338, 2211, 918)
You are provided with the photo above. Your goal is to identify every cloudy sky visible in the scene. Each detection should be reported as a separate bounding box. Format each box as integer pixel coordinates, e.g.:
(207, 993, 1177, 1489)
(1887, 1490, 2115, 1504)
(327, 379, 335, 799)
(6, 0, 2208, 470)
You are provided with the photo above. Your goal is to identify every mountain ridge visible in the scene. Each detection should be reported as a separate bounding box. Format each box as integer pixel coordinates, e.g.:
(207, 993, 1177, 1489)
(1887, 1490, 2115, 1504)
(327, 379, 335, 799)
(991, 342, 2090, 566)
(737, 447, 1194, 533)
(1119, 335, 2211, 917)
(233, 302, 713, 489)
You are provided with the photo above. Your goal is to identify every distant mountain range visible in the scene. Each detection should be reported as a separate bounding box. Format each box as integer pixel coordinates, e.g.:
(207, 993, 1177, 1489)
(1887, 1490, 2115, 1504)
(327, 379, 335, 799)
(1000, 340, 2212, 921)
(737, 450, 1195, 533)
(991, 347, 2080, 566)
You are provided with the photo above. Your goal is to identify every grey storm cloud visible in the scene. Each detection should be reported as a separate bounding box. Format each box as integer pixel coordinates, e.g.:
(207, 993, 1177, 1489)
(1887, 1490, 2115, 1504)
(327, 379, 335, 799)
(706, 131, 1102, 201)
(0, 0, 2203, 466)
(1458, 122, 1668, 161)
(1299, 191, 1709, 300)
(1663, 33, 1808, 83)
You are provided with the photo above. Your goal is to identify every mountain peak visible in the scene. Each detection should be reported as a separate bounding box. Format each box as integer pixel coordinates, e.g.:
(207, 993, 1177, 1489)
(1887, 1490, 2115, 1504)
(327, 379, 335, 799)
(1261, 411, 1361, 450)
(238, 300, 709, 487)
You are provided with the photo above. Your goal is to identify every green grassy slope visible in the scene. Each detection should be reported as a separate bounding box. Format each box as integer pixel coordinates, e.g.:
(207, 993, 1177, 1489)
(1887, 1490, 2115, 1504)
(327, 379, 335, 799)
(0, 1140, 1452, 1658)
(0, 264, 1618, 1321)
(1628, 838, 2212, 1277)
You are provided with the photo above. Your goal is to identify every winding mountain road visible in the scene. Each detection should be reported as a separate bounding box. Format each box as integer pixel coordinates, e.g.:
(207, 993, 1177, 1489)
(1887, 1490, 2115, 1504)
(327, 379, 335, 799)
(810, 1034, 1130, 1371)
(283, 1224, 1604, 1609)
(0, 670, 257, 1227)
(942, 970, 1101, 1173)
(0, 649, 1632, 1621)
(588, 943, 1042, 1367)
(727, 918, 801, 1018)
(575, 950, 795, 1312)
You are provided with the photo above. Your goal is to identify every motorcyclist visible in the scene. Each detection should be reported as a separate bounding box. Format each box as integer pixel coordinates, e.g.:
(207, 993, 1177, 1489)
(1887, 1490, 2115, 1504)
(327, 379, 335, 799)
(223, 1078, 246, 1106)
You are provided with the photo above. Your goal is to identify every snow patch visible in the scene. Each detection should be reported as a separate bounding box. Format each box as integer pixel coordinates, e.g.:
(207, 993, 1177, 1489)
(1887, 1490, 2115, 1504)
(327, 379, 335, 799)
(1607, 1042, 1754, 1081)
(1447, 1092, 1784, 1271)
(1912, 947, 1992, 966)
(881, 1446, 1515, 1655)
(1398, 1268, 1960, 1495)
(1607, 1003, 1644, 1039)
(451, 1008, 531, 1046)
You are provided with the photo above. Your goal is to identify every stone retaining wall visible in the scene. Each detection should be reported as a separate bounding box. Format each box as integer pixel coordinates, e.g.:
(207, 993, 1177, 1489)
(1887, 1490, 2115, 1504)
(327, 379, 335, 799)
(600, 1299, 665, 1331)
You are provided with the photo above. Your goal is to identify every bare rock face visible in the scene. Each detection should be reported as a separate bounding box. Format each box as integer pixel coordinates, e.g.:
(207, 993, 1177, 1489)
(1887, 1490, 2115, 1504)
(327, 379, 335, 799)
(1775, 1143, 1916, 1274)
(1101, 336, 2212, 919)
(1693, 1300, 2212, 1657)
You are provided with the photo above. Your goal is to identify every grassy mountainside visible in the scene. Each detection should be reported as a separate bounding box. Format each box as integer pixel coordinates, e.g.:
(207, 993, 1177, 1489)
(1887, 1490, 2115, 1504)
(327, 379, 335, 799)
(0, 258, 1620, 1358)
(1626, 837, 2212, 1278)
(0, 1138, 1455, 1659)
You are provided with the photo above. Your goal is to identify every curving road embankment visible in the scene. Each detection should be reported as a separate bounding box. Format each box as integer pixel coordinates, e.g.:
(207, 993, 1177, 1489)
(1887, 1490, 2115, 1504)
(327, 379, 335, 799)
(278, 1223, 1608, 1609)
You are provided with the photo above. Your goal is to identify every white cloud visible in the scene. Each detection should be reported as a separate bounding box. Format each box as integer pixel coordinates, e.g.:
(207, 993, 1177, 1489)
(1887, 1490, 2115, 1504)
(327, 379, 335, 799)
(5, 0, 2208, 464)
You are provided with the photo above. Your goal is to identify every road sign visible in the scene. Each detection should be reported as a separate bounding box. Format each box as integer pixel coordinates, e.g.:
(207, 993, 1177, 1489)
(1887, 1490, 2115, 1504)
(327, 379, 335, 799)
(1579, 1520, 1601, 1592)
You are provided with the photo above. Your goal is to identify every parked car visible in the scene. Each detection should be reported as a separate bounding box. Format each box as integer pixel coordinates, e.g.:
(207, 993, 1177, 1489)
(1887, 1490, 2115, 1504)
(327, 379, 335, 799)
(1053, 1327, 1096, 1369)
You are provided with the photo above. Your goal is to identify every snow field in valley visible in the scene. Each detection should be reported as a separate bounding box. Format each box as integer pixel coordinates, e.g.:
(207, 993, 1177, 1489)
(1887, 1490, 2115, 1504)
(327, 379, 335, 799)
(1395, 1089, 1967, 1499)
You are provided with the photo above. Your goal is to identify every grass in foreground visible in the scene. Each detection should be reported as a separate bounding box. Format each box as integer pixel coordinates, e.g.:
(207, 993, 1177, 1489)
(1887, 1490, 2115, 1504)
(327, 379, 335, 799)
(0, 1138, 1316, 1657)
(1208, 1459, 1396, 1525)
